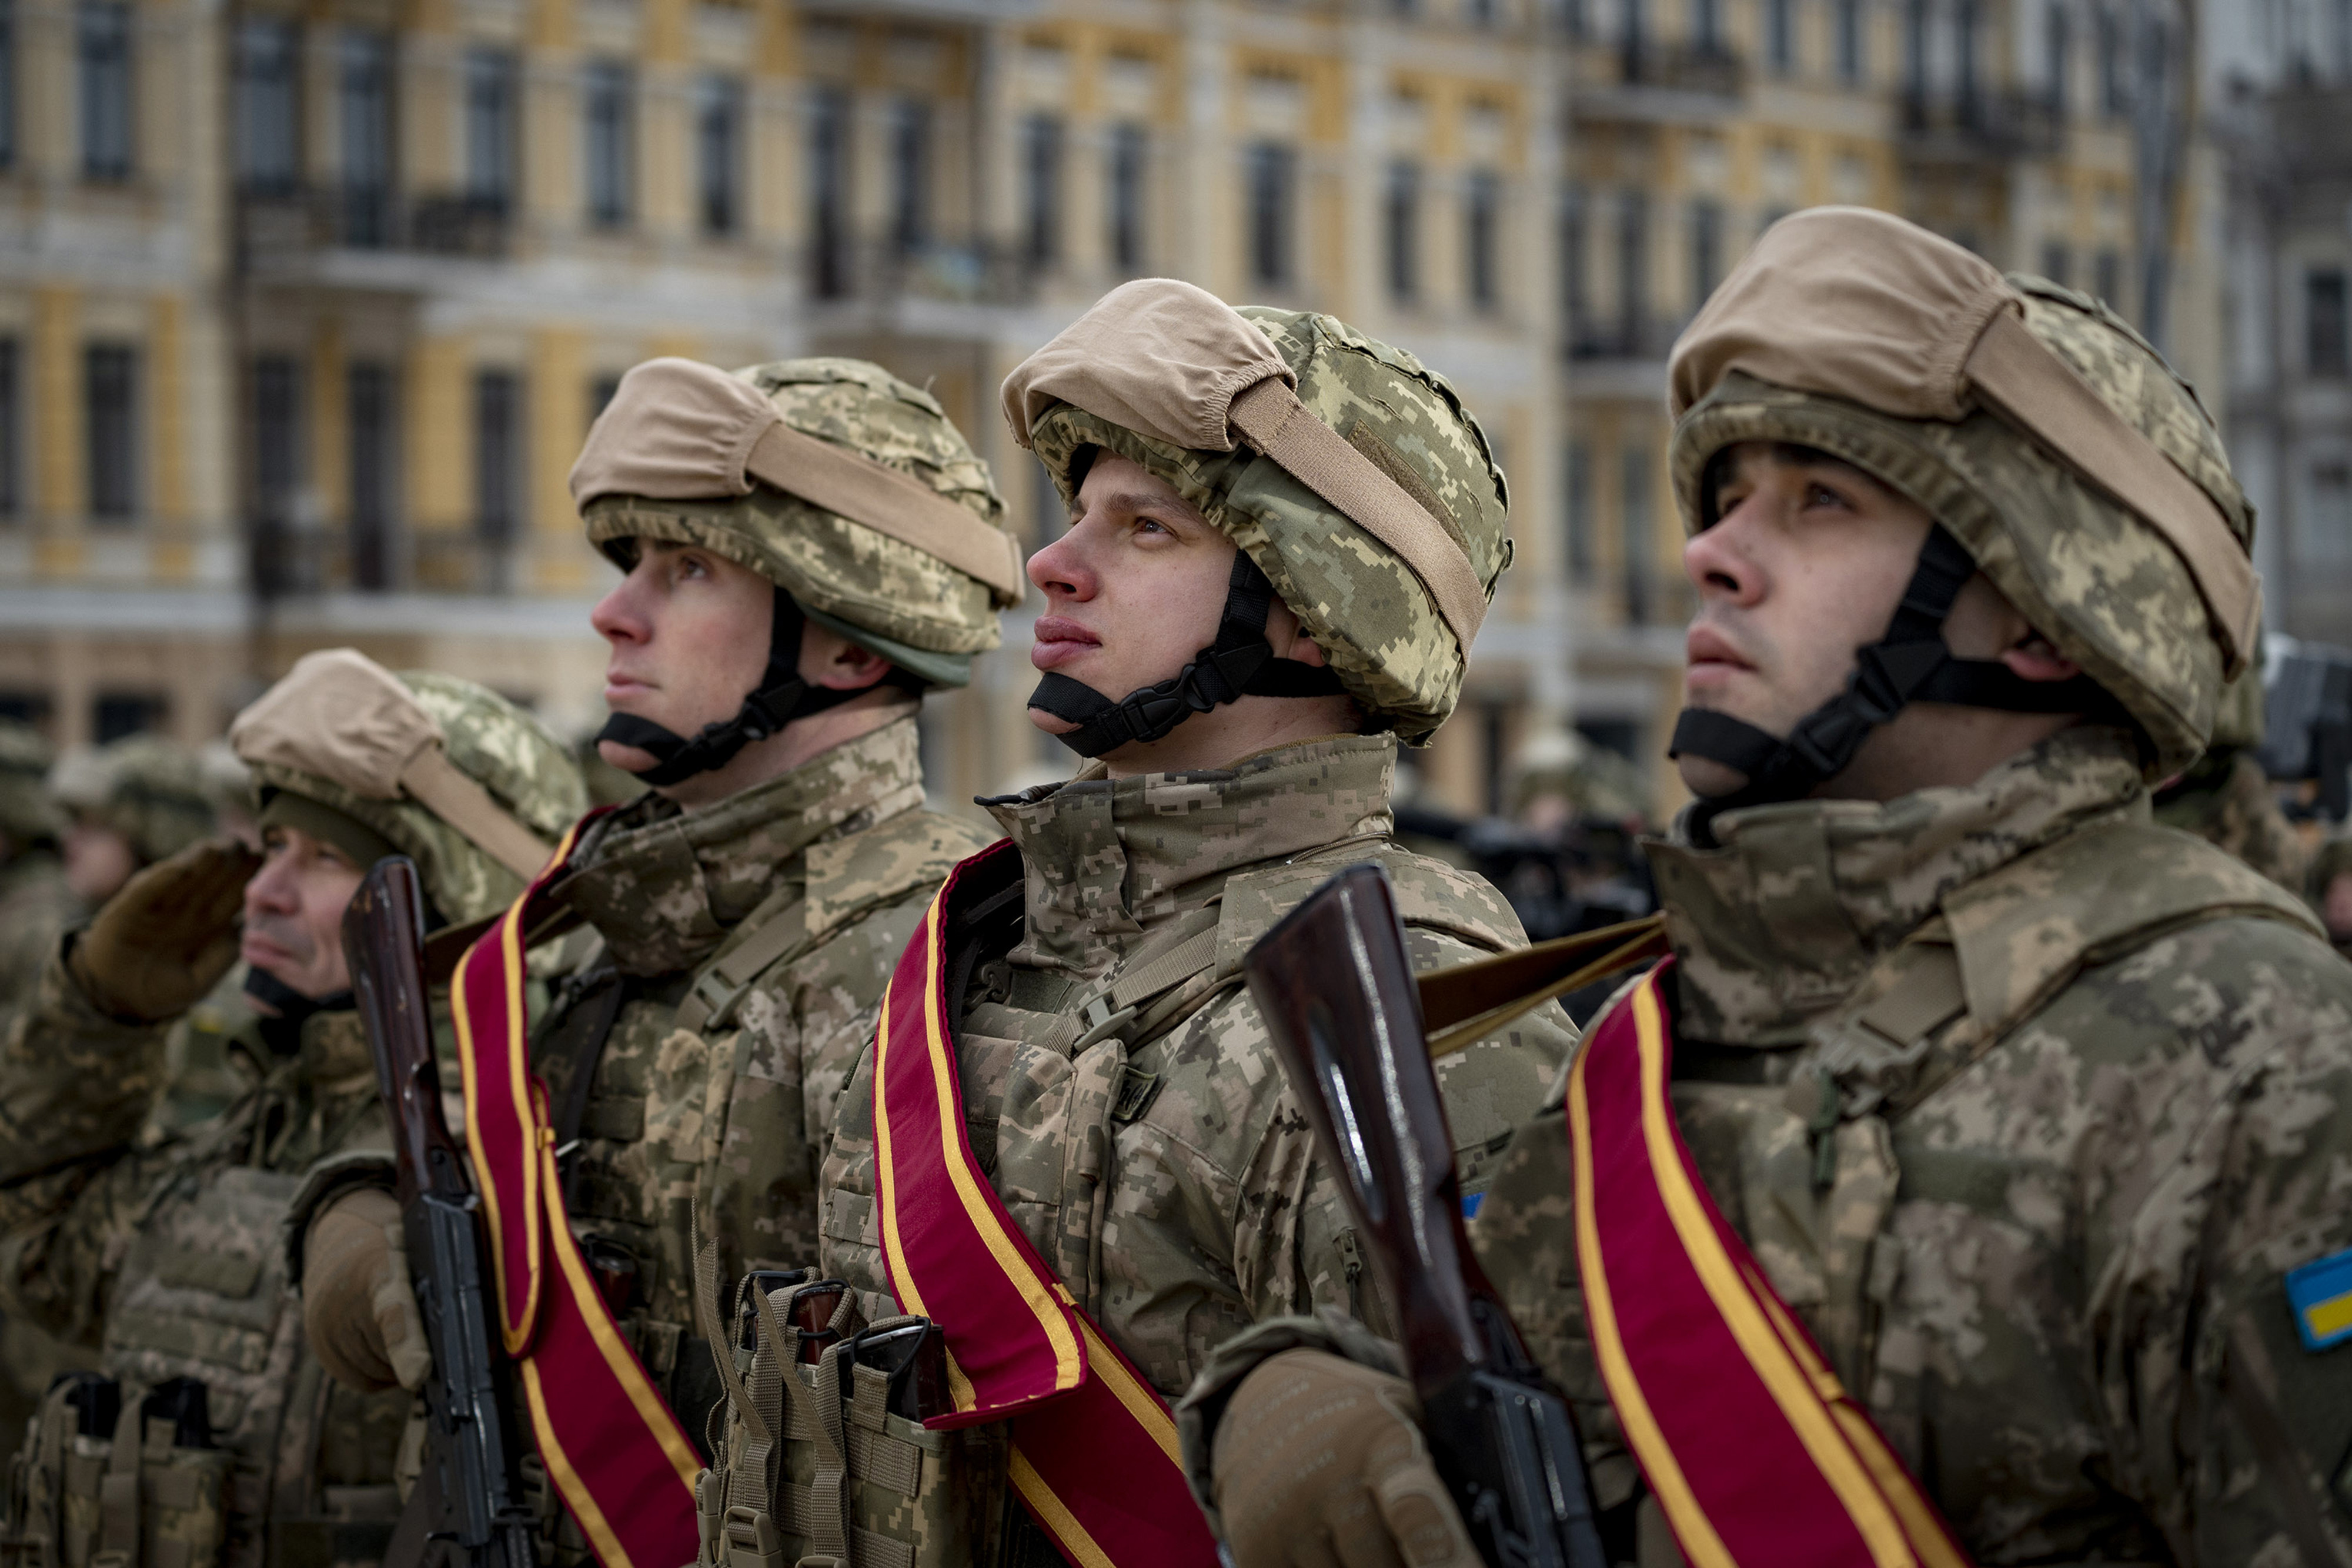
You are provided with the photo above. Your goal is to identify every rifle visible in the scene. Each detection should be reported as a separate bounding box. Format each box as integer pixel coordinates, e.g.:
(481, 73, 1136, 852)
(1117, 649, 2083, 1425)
(1244, 863, 1608, 1568)
(343, 857, 538, 1568)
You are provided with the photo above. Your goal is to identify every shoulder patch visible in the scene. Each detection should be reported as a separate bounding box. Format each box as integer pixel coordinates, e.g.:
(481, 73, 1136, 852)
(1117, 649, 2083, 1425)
(2287, 1247, 2352, 1352)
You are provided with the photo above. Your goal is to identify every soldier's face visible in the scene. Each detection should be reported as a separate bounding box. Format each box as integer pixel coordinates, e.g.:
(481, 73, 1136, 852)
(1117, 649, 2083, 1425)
(242, 823, 366, 1001)
(1027, 454, 1333, 772)
(591, 540, 779, 765)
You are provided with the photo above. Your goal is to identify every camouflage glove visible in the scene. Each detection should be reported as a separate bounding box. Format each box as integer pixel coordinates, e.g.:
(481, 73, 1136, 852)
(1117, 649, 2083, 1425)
(68, 838, 260, 1022)
(1210, 1349, 1477, 1568)
(302, 1187, 430, 1394)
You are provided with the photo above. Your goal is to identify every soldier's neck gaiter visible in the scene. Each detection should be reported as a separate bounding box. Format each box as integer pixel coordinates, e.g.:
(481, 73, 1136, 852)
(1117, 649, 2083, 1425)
(244, 964, 355, 1057)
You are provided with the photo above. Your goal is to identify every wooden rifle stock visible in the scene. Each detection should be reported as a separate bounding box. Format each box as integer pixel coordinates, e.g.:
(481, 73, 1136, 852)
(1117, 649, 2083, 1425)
(1244, 864, 1606, 1568)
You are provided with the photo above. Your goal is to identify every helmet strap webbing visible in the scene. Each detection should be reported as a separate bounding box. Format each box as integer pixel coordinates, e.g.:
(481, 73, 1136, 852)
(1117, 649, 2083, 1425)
(597, 587, 906, 788)
(1670, 525, 2114, 845)
(1028, 551, 1347, 759)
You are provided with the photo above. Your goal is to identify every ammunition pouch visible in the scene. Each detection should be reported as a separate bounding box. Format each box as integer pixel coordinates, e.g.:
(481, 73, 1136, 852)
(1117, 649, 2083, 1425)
(6, 1377, 229, 1568)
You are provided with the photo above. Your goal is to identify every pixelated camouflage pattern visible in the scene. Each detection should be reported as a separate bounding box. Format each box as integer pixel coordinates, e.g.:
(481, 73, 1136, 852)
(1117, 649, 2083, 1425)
(0, 952, 412, 1568)
(241, 671, 586, 930)
(1023, 310, 1511, 745)
(0, 849, 77, 1045)
(0, 718, 59, 847)
(2153, 746, 2310, 894)
(582, 357, 1013, 663)
(49, 736, 216, 867)
(1669, 279, 2254, 778)
(1473, 725, 2352, 1564)
(818, 733, 1571, 1403)
(537, 717, 994, 1405)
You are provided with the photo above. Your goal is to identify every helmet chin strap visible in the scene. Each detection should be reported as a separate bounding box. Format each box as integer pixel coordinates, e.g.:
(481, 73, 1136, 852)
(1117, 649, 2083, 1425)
(1669, 524, 2114, 845)
(597, 587, 897, 788)
(1028, 551, 1347, 760)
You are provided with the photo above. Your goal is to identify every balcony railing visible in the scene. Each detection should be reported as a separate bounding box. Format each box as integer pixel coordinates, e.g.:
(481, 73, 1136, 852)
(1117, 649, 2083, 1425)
(1573, 39, 1746, 118)
(808, 238, 1044, 310)
(1897, 89, 2064, 163)
(1566, 312, 1686, 363)
(248, 515, 519, 599)
(236, 186, 513, 269)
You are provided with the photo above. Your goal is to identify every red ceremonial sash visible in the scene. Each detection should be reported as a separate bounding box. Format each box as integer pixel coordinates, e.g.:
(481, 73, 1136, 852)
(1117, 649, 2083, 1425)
(451, 811, 701, 1568)
(1567, 959, 1973, 1568)
(870, 840, 1217, 1568)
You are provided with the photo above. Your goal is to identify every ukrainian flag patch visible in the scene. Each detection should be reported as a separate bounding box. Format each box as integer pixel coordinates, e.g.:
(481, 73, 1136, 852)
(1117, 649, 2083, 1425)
(2286, 1247, 2352, 1352)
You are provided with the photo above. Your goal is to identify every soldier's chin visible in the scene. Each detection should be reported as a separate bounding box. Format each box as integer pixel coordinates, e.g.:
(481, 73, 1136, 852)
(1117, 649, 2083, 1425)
(1676, 753, 1755, 800)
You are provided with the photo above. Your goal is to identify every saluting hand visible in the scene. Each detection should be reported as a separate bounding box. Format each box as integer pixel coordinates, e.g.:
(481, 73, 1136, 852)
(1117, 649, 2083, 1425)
(69, 837, 262, 1023)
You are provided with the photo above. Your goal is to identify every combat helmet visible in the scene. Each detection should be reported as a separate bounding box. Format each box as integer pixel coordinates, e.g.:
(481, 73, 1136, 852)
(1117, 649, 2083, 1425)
(1001, 279, 1509, 753)
(1663, 207, 2257, 823)
(48, 734, 215, 866)
(0, 719, 58, 848)
(568, 357, 1022, 787)
(228, 648, 587, 929)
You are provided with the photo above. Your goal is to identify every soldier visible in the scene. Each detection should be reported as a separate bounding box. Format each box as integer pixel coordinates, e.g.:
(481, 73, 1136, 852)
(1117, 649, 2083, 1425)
(797, 281, 1571, 1565)
(296, 357, 1021, 1563)
(0, 650, 584, 1568)
(49, 734, 216, 906)
(1182, 209, 2352, 1567)
(0, 719, 74, 1038)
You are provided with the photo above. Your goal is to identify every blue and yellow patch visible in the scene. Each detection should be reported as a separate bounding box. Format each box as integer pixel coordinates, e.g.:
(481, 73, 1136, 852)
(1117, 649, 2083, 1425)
(2286, 1248, 2352, 1352)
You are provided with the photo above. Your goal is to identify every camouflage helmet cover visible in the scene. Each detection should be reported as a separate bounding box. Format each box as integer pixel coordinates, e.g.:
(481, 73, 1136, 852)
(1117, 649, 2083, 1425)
(233, 651, 586, 927)
(0, 718, 58, 846)
(572, 357, 1016, 686)
(49, 734, 216, 865)
(1005, 282, 1511, 745)
(1668, 208, 2255, 777)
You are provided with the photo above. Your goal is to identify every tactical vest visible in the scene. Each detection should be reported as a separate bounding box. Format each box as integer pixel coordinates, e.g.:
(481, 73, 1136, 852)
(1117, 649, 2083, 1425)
(1655, 816, 2318, 1420)
(8, 1151, 412, 1568)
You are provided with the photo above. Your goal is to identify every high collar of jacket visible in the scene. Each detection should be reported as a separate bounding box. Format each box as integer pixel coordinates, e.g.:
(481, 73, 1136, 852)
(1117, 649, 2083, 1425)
(557, 714, 928, 977)
(983, 733, 1396, 979)
(1648, 726, 2147, 1046)
(298, 1007, 377, 1100)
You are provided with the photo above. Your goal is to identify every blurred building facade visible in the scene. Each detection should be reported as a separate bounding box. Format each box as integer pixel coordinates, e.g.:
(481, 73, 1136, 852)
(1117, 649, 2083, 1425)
(0, 0, 2246, 824)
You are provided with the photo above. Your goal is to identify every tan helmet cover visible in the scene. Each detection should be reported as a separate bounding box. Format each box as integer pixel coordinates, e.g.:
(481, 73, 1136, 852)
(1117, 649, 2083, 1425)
(230, 649, 553, 881)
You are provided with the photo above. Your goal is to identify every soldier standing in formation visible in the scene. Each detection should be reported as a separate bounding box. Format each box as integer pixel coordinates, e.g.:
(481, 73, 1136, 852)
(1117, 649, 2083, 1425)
(788, 281, 1569, 1563)
(297, 357, 1023, 1563)
(0, 650, 585, 1568)
(48, 735, 217, 909)
(0, 720, 74, 1042)
(1182, 209, 2352, 1567)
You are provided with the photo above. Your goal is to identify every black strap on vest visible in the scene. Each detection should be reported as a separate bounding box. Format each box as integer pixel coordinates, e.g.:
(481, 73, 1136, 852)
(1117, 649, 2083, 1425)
(1027, 551, 1346, 758)
(597, 588, 914, 787)
(1670, 525, 2115, 842)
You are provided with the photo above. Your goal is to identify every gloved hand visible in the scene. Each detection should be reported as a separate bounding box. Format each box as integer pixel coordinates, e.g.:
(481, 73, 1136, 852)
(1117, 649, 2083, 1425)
(1211, 1348, 1478, 1568)
(302, 1187, 431, 1394)
(68, 838, 261, 1023)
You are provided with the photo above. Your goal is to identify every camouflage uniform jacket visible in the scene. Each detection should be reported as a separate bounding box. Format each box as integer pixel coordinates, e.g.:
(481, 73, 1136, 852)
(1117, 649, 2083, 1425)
(0, 848, 78, 1042)
(2153, 745, 2310, 895)
(1476, 727, 2352, 1566)
(0, 945, 412, 1568)
(819, 733, 1574, 1399)
(537, 716, 995, 1422)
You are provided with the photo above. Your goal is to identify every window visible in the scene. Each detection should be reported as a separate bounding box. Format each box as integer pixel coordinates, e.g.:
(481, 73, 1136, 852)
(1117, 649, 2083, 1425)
(809, 86, 849, 297)
(2046, 0, 2071, 115)
(1692, 0, 1721, 52)
(465, 48, 517, 209)
(1565, 440, 1593, 581)
(349, 361, 394, 590)
(1689, 198, 1722, 313)
(1385, 158, 1419, 302)
(78, 1, 131, 181)
(583, 60, 631, 228)
(1107, 122, 1147, 274)
(2039, 239, 2072, 287)
(1766, 0, 1795, 73)
(234, 20, 298, 193)
(1903, 0, 1927, 96)
(340, 32, 393, 247)
(0, 338, 16, 519)
(1247, 141, 1295, 287)
(1021, 112, 1062, 270)
(1466, 169, 1501, 310)
(2094, 246, 2122, 308)
(2311, 268, 2350, 377)
(1836, 0, 1863, 81)
(473, 369, 520, 545)
(1621, 445, 1652, 623)
(252, 355, 299, 528)
(93, 694, 162, 742)
(2306, 460, 2352, 567)
(588, 374, 620, 423)
(1956, 0, 1980, 108)
(887, 97, 927, 255)
(86, 343, 136, 521)
(0, 0, 16, 169)
(2097, 6, 2126, 115)
(697, 73, 742, 238)
(1617, 190, 1648, 352)
(1466, 0, 1496, 24)
(1562, 182, 1588, 343)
